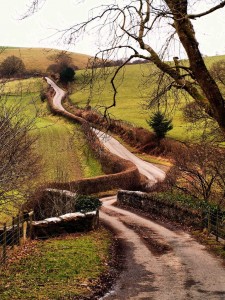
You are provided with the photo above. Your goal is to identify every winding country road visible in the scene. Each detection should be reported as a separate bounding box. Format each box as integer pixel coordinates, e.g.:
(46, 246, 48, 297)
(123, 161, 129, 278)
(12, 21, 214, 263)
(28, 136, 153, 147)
(92, 129, 165, 186)
(46, 77, 225, 299)
(45, 77, 165, 186)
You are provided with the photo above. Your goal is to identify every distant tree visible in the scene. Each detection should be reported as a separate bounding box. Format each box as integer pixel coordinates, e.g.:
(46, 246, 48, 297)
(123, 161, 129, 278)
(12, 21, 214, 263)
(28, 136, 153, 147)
(147, 111, 173, 141)
(47, 51, 72, 66)
(46, 51, 77, 84)
(0, 55, 26, 78)
(46, 51, 77, 73)
(59, 67, 75, 83)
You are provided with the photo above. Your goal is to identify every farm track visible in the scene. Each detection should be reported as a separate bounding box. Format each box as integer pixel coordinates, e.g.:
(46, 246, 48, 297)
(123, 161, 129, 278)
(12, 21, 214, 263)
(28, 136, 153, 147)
(46, 77, 225, 299)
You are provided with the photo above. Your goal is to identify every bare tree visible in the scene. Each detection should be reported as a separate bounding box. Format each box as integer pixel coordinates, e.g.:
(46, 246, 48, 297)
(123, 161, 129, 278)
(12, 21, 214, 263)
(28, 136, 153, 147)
(169, 143, 225, 206)
(0, 97, 41, 215)
(24, 1, 225, 136)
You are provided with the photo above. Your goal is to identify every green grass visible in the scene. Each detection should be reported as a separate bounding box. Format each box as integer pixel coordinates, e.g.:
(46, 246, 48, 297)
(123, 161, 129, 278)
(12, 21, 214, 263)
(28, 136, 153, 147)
(0, 47, 91, 72)
(2, 78, 103, 184)
(0, 78, 103, 222)
(0, 228, 112, 300)
(70, 55, 225, 141)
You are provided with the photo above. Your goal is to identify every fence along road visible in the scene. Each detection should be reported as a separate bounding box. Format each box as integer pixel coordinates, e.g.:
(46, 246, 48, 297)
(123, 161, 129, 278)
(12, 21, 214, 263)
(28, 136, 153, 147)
(46, 77, 225, 299)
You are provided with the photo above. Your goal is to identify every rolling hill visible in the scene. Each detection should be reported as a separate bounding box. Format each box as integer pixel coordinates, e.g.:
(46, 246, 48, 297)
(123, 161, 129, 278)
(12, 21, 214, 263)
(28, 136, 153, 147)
(0, 47, 91, 72)
(71, 54, 225, 141)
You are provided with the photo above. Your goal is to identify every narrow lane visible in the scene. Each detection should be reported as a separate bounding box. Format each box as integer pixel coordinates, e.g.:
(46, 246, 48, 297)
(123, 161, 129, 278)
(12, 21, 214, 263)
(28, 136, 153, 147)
(93, 128, 165, 185)
(100, 196, 225, 300)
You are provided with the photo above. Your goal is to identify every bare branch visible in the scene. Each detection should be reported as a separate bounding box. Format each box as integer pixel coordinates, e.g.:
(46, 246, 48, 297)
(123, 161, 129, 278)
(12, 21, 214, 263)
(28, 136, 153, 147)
(188, 1, 225, 19)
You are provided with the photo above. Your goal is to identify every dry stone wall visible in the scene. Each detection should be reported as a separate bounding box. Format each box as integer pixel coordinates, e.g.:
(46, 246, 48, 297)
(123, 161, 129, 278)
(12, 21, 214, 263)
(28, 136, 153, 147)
(117, 190, 203, 228)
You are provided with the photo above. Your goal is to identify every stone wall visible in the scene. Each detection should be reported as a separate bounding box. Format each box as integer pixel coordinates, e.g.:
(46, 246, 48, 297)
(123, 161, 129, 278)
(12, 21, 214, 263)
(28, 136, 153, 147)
(32, 210, 99, 239)
(117, 190, 203, 228)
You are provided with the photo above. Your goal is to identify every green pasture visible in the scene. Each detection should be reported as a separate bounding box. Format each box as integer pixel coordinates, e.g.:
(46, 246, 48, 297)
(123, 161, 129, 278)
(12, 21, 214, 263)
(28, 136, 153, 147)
(1, 78, 103, 184)
(71, 55, 225, 141)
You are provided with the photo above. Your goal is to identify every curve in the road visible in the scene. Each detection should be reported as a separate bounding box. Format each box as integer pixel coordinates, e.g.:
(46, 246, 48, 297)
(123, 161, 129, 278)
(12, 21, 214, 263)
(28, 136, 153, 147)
(93, 128, 165, 185)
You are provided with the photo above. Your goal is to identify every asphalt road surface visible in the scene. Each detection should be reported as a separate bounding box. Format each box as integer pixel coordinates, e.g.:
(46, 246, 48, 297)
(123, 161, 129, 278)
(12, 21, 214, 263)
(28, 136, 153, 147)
(92, 128, 165, 186)
(100, 196, 225, 300)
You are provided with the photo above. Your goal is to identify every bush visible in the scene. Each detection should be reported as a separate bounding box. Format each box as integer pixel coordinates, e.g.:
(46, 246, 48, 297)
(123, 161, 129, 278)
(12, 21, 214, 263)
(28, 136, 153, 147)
(75, 195, 102, 213)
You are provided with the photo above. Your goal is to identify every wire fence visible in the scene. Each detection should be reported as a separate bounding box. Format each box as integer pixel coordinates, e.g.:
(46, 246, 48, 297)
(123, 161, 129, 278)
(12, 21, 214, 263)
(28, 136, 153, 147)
(0, 211, 33, 265)
(202, 208, 225, 241)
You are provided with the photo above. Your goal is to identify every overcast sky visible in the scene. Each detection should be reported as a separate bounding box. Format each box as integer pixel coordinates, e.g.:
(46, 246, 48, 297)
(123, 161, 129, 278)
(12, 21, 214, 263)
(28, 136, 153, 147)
(0, 0, 225, 57)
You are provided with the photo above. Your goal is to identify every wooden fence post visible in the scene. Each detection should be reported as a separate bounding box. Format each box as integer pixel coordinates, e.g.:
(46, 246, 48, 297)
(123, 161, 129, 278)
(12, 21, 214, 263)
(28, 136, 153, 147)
(216, 208, 219, 242)
(21, 213, 26, 243)
(17, 215, 20, 246)
(29, 212, 33, 239)
(207, 208, 211, 237)
(12, 216, 15, 249)
(3, 223, 7, 264)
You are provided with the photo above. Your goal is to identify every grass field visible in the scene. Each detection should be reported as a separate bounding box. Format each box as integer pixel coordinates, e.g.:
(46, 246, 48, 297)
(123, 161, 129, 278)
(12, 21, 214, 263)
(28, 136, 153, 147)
(0, 47, 91, 72)
(0, 77, 103, 222)
(0, 228, 112, 300)
(70, 55, 225, 141)
(2, 78, 103, 184)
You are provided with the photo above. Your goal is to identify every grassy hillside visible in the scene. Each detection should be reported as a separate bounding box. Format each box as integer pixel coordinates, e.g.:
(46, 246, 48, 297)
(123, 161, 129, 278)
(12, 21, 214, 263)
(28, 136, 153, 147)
(0, 47, 91, 72)
(70, 55, 225, 141)
(2, 78, 103, 184)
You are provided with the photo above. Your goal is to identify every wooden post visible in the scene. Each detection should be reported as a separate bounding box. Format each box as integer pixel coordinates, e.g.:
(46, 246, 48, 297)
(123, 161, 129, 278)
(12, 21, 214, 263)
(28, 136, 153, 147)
(216, 208, 219, 242)
(28, 212, 33, 239)
(3, 223, 7, 264)
(17, 214, 21, 246)
(12, 216, 15, 249)
(21, 213, 26, 243)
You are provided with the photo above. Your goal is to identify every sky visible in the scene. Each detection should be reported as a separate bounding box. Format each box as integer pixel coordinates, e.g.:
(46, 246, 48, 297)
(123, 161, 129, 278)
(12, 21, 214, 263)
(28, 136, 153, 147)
(0, 0, 225, 57)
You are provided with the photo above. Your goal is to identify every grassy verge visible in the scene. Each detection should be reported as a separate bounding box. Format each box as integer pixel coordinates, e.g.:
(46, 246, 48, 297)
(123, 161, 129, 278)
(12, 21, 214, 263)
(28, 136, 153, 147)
(2, 78, 103, 183)
(0, 228, 112, 300)
(112, 134, 172, 169)
(192, 230, 225, 260)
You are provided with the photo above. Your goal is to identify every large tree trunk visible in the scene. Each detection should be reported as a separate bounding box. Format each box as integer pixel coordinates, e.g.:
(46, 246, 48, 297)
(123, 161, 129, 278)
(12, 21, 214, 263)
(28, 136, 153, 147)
(165, 0, 225, 133)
